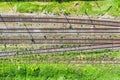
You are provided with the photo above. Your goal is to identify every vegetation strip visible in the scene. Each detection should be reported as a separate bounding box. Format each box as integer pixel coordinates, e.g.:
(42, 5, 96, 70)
(0, 0, 120, 16)
(1, 64, 120, 80)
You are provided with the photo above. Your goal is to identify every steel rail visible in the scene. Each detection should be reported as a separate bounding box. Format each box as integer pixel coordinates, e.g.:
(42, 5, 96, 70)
(0, 39, 120, 44)
(1, 31, 120, 33)
(70, 61, 120, 64)
(0, 39, 120, 40)
(0, 28, 120, 30)
(0, 44, 119, 57)
(0, 16, 120, 27)
(1, 32, 120, 33)
(1, 28, 120, 33)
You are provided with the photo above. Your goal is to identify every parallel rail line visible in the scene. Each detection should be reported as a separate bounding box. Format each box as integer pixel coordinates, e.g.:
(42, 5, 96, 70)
(0, 44, 119, 57)
(0, 28, 120, 30)
(0, 39, 120, 44)
(0, 17, 120, 57)
(0, 16, 120, 64)
(0, 16, 120, 27)
(1, 28, 120, 33)
(70, 61, 120, 64)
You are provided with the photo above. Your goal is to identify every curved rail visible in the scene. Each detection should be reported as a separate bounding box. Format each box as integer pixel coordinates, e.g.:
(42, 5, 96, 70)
(0, 44, 119, 58)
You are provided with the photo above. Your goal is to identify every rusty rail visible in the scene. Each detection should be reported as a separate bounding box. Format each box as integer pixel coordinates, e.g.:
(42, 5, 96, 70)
(0, 44, 119, 58)
(0, 16, 120, 27)
(0, 39, 120, 44)
(1, 28, 120, 33)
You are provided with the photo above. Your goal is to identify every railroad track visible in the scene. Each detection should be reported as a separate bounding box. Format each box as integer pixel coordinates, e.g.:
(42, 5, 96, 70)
(70, 61, 120, 64)
(1, 28, 120, 33)
(0, 44, 119, 58)
(0, 16, 120, 58)
(0, 16, 120, 27)
(0, 39, 120, 44)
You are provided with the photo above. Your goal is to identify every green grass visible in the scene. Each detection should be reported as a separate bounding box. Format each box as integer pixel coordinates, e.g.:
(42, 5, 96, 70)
(0, 64, 80, 80)
(1, 49, 120, 79)
(16, 2, 40, 13)
(0, 2, 10, 12)
(1, 0, 120, 16)
(0, 64, 120, 80)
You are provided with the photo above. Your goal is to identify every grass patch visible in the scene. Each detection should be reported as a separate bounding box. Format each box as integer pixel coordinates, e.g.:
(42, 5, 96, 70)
(0, 48, 120, 79)
(0, 64, 120, 80)
(16, 2, 40, 13)
(0, 2, 11, 12)
(0, 64, 80, 80)
(0, 0, 120, 16)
